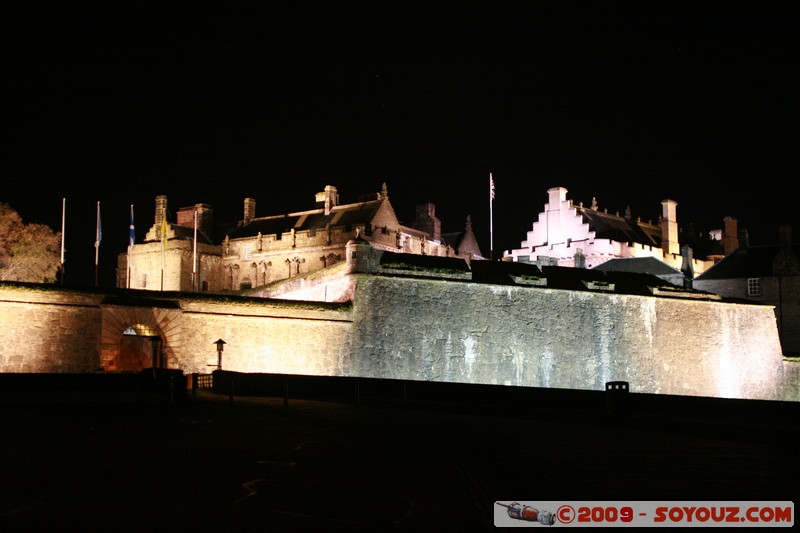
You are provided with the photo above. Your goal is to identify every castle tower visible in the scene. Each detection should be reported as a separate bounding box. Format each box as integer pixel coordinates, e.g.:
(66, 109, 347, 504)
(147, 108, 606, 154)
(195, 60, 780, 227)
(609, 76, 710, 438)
(346, 234, 379, 274)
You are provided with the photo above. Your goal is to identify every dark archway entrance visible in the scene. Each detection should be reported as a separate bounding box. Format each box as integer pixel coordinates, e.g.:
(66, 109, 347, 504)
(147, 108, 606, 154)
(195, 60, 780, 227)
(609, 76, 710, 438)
(118, 326, 163, 371)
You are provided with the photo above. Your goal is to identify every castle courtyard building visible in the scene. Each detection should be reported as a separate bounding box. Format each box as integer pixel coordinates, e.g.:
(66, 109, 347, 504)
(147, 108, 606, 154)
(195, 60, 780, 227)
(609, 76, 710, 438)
(118, 184, 484, 293)
(504, 186, 735, 277)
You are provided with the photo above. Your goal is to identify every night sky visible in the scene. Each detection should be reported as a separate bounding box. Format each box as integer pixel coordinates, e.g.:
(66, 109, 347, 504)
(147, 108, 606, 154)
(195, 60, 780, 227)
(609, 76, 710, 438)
(5, 2, 798, 287)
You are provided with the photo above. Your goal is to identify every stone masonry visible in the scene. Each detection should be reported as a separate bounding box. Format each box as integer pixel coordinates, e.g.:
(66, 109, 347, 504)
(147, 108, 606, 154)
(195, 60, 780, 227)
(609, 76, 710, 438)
(1, 253, 797, 401)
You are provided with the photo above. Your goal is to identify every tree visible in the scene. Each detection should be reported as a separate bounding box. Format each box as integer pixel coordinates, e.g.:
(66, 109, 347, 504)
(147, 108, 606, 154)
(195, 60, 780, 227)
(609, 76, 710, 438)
(0, 203, 61, 283)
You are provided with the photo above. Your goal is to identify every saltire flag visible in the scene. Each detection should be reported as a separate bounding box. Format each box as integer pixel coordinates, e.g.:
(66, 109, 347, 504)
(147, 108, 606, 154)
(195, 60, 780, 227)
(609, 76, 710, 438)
(129, 205, 135, 248)
(490, 173, 496, 201)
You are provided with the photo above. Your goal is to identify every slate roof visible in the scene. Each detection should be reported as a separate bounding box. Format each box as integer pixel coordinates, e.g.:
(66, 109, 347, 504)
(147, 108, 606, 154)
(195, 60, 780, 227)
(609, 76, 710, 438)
(694, 244, 800, 280)
(602, 270, 683, 295)
(226, 199, 385, 239)
(572, 206, 726, 260)
(575, 206, 662, 247)
(593, 257, 683, 276)
(540, 264, 611, 292)
(441, 230, 466, 250)
(169, 224, 216, 245)
(468, 259, 716, 298)
(471, 259, 544, 285)
(441, 228, 483, 258)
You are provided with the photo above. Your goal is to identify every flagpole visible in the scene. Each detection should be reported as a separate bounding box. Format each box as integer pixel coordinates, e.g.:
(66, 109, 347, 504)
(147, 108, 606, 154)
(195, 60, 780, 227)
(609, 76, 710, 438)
(489, 173, 494, 260)
(192, 208, 198, 291)
(95, 201, 101, 287)
(60, 198, 66, 284)
(161, 209, 167, 291)
(128, 204, 134, 288)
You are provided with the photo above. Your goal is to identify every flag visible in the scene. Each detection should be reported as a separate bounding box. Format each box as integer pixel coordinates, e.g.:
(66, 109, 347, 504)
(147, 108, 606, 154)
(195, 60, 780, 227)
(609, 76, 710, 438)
(129, 204, 135, 248)
(490, 173, 496, 201)
(95, 201, 102, 248)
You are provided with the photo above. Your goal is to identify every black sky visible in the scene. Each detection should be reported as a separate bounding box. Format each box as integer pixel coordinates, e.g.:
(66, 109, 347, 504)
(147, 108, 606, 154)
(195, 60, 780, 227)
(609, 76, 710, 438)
(4, 1, 798, 287)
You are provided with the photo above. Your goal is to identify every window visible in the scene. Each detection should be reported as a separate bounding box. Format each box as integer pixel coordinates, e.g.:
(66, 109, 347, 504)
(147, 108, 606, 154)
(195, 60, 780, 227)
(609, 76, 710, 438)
(747, 278, 762, 297)
(243, 243, 253, 261)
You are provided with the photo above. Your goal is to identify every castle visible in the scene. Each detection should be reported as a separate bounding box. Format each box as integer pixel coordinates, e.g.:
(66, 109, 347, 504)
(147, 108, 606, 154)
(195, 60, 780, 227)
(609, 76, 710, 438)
(1, 183, 787, 403)
(117, 184, 484, 292)
(2, 241, 797, 402)
(118, 184, 738, 298)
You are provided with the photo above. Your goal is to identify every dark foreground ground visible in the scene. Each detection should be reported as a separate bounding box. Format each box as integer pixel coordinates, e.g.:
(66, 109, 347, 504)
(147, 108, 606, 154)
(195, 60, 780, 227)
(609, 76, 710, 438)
(1, 387, 797, 532)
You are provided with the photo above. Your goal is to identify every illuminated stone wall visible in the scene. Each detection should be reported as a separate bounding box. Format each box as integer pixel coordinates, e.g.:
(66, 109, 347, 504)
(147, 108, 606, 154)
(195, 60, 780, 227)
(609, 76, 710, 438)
(0, 287, 104, 373)
(176, 300, 355, 375)
(0, 281, 797, 402)
(695, 276, 800, 356)
(0, 285, 353, 376)
(349, 276, 796, 401)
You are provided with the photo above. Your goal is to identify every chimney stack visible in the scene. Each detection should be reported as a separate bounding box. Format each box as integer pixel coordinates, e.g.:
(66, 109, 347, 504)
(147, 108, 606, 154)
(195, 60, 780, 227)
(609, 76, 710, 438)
(773, 225, 799, 276)
(315, 185, 339, 215)
(661, 199, 680, 256)
(413, 202, 442, 242)
(722, 216, 739, 256)
(244, 198, 256, 224)
(177, 204, 214, 239)
(155, 195, 168, 228)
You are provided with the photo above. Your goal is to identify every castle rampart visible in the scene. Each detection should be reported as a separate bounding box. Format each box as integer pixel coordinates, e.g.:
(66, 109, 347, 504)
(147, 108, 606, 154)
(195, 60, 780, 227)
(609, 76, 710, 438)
(1, 271, 797, 401)
(350, 276, 792, 400)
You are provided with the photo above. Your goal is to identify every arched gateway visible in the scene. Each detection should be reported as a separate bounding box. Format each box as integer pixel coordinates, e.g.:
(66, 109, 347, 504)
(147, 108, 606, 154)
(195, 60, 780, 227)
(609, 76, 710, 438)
(100, 300, 182, 372)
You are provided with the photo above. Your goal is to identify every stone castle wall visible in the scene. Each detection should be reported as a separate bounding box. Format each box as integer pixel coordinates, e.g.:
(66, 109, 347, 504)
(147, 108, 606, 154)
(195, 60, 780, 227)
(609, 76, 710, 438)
(0, 287, 104, 373)
(176, 300, 355, 375)
(1, 280, 797, 401)
(0, 285, 355, 376)
(695, 276, 800, 356)
(350, 276, 794, 401)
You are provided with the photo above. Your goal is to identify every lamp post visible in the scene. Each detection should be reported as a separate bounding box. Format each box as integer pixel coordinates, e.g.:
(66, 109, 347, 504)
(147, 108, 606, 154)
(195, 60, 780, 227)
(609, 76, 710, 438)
(214, 339, 226, 370)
